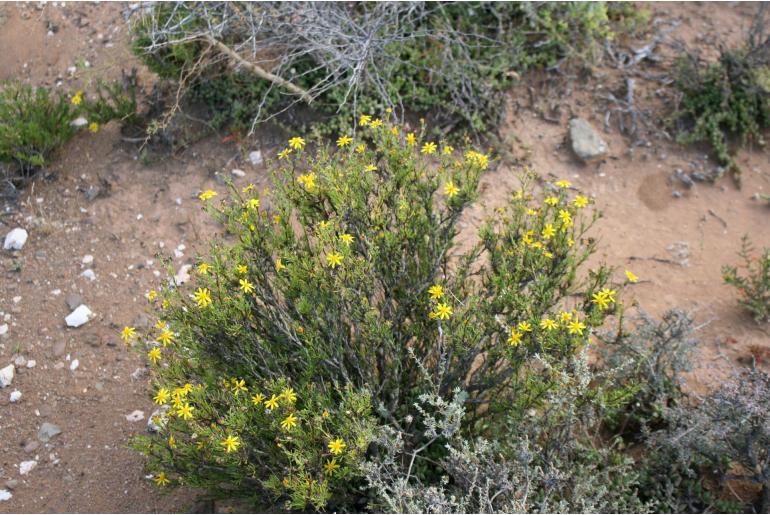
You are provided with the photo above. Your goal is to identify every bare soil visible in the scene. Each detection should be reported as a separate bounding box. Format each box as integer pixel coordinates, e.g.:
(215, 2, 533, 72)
(0, 1, 768, 513)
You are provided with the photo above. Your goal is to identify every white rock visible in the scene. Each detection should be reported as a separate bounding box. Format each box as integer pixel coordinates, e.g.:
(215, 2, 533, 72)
(19, 460, 37, 475)
(70, 359, 79, 371)
(65, 305, 92, 327)
(0, 489, 11, 501)
(0, 364, 14, 388)
(70, 116, 88, 128)
(3, 228, 28, 250)
(81, 269, 96, 281)
(51, 289, 62, 296)
(147, 406, 169, 433)
(173, 264, 192, 285)
(0, 324, 7, 336)
(126, 410, 145, 422)
(9, 390, 21, 402)
(248, 150, 263, 166)
(26, 360, 36, 369)
(231, 169, 246, 177)
(12, 296, 21, 304)
(14, 356, 26, 367)
(173, 249, 184, 259)
(82, 254, 94, 265)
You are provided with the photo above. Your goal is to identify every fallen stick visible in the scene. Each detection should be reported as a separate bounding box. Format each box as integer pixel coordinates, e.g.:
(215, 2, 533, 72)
(204, 35, 313, 104)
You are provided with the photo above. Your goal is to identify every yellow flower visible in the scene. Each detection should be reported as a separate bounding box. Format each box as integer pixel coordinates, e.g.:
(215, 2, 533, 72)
(326, 252, 344, 268)
(568, 319, 586, 335)
(251, 393, 265, 406)
(340, 233, 354, 245)
(281, 387, 298, 403)
(297, 173, 316, 192)
(421, 142, 437, 155)
(507, 329, 523, 346)
(242, 183, 255, 193)
(231, 378, 247, 395)
(390, 126, 399, 136)
(542, 224, 556, 239)
(464, 150, 489, 169)
(181, 383, 194, 395)
(354, 143, 366, 154)
(560, 311, 573, 323)
(567, 238, 575, 247)
(625, 270, 639, 283)
(199, 190, 217, 201)
(239, 278, 254, 294)
(442, 144, 454, 155)
(158, 329, 174, 347)
(359, 114, 372, 126)
(121, 326, 136, 343)
(273, 214, 281, 224)
(265, 394, 280, 410)
(322, 410, 330, 418)
(365, 164, 377, 172)
(517, 321, 532, 332)
(544, 196, 558, 206)
(526, 208, 538, 216)
(88, 122, 99, 133)
(318, 220, 330, 230)
(558, 210, 573, 228)
(71, 90, 83, 105)
(154, 388, 171, 405)
(540, 318, 558, 331)
(432, 303, 453, 320)
(168, 435, 176, 449)
(247, 198, 260, 210)
(176, 403, 194, 420)
(236, 264, 248, 274)
(405, 132, 416, 146)
(147, 290, 158, 302)
(221, 435, 241, 453)
(574, 195, 589, 208)
(193, 287, 212, 308)
(288, 136, 305, 150)
(147, 347, 162, 364)
(155, 319, 167, 330)
(600, 288, 617, 303)
(336, 135, 353, 147)
(555, 179, 571, 188)
(276, 258, 285, 271)
(428, 284, 444, 300)
(281, 413, 298, 431)
(591, 291, 611, 310)
(277, 148, 292, 160)
(154, 472, 170, 487)
(444, 181, 460, 198)
(328, 438, 346, 455)
(324, 458, 340, 475)
(197, 262, 211, 275)
(370, 118, 383, 128)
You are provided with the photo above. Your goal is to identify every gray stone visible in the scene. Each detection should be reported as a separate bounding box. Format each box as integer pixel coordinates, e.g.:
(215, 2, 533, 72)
(4, 479, 18, 490)
(248, 150, 263, 166)
(65, 305, 92, 327)
(38, 422, 62, 442)
(569, 118, 608, 162)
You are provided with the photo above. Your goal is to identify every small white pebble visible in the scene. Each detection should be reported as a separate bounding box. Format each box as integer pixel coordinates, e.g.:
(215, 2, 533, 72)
(70, 359, 79, 371)
(9, 390, 21, 402)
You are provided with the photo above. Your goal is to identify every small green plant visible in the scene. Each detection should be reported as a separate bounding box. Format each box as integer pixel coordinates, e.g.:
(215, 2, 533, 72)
(0, 82, 78, 174)
(723, 236, 770, 324)
(128, 118, 628, 511)
(672, 26, 770, 185)
(0, 77, 141, 178)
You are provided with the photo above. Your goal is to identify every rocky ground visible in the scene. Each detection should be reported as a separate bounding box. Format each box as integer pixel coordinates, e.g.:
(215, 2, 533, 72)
(0, 1, 769, 513)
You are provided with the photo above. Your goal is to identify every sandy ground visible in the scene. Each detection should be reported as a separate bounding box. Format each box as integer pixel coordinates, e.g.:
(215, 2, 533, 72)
(0, 1, 768, 512)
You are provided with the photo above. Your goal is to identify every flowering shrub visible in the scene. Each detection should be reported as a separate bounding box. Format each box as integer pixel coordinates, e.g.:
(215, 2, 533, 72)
(130, 118, 627, 511)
